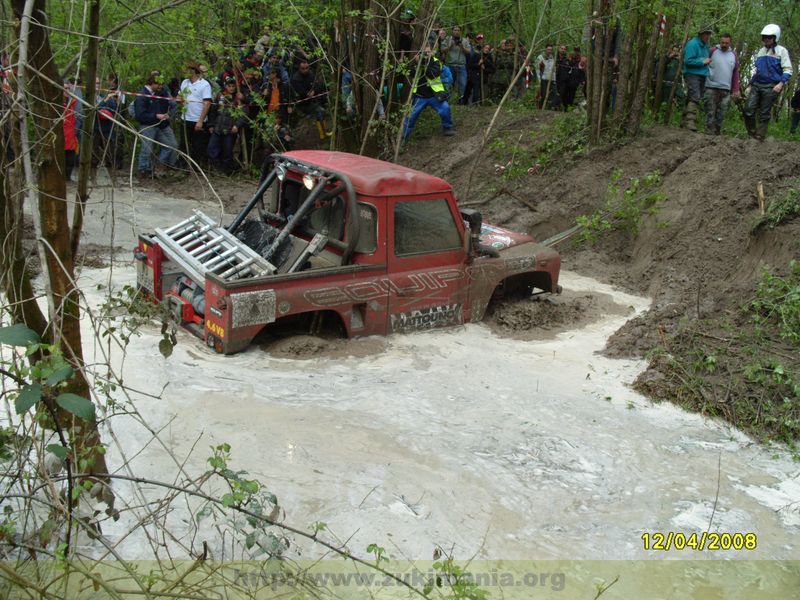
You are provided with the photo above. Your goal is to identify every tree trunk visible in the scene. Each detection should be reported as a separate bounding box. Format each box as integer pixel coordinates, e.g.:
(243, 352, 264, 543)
(597, 10, 615, 137)
(663, 6, 693, 124)
(0, 119, 48, 336)
(357, 0, 382, 156)
(613, 14, 634, 124)
(13, 0, 110, 485)
(651, 11, 672, 109)
(588, 0, 613, 144)
(627, 7, 664, 135)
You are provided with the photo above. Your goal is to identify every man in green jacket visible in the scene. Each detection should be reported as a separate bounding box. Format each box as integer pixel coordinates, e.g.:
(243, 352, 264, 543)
(681, 25, 712, 131)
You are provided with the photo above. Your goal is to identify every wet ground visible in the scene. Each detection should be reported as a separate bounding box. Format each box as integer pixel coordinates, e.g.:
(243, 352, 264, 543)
(17, 175, 800, 561)
(78, 265, 799, 561)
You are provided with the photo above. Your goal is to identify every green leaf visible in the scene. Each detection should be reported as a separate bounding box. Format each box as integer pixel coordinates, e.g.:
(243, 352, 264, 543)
(15, 383, 42, 414)
(0, 324, 40, 347)
(158, 338, 174, 358)
(195, 504, 213, 523)
(46, 366, 74, 387)
(55, 393, 96, 421)
(46, 444, 68, 460)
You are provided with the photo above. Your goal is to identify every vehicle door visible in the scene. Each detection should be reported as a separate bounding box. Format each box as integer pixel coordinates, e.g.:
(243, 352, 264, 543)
(387, 195, 469, 333)
(295, 195, 390, 336)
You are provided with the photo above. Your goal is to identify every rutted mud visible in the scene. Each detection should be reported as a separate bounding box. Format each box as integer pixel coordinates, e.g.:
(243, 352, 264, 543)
(262, 334, 389, 359)
(258, 288, 633, 359)
(486, 288, 634, 340)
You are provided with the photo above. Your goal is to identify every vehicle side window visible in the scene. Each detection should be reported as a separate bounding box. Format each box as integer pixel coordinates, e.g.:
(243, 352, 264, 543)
(394, 199, 461, 256)
(355, 203, 377, 253)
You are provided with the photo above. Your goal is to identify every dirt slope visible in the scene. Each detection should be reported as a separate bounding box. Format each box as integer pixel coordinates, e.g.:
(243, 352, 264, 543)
(400, 110, 800, 348)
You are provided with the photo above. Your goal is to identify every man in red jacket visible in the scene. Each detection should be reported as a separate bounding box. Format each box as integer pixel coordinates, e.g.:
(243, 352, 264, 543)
(63, 87, 78, 181)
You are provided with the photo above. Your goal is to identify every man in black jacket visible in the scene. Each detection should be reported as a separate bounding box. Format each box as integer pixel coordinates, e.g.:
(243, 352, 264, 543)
(134, 72, 178, 178)
(207, 77, 247, 173)
(463, 36, 494, 105)
(791, 88, 800, 134)
(290, 60, 331, 138)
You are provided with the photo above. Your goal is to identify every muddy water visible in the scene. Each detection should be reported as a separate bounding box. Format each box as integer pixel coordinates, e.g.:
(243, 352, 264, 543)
(75, 265, 800, 561)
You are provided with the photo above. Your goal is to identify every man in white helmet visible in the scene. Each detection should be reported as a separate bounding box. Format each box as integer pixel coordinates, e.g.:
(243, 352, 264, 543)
(743, 24, 793, 140)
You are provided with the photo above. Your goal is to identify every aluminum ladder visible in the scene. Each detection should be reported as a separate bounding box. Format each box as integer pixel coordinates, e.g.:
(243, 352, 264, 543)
(154, 210, 276, 285)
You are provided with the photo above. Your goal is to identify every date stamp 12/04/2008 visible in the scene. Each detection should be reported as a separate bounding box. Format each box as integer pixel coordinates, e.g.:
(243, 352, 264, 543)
(642, 532, 758, 552)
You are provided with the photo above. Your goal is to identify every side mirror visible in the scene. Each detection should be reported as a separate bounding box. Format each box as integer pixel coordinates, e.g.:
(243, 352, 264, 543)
(460, 208, 482, 256)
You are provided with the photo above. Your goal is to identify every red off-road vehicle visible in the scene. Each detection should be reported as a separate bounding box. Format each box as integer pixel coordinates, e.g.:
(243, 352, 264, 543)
(134, 151, 561, 354)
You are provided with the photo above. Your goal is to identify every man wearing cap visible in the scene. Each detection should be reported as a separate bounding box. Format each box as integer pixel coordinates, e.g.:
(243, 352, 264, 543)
(743, 24, 793, 140)
(133, 72, 178, 179)
(680, 25, 712, 131)
(463, 34, 487, 104)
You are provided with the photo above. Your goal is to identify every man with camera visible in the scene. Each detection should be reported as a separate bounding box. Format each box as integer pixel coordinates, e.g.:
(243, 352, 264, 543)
(442, 25, 471, 101)
(402, 44, 455, 142)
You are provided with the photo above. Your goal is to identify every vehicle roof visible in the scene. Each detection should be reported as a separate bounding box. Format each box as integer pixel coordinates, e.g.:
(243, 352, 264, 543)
(283, 150, 452, 197)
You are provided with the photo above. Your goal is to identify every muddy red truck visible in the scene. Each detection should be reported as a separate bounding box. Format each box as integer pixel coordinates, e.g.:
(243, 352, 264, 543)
(134, 151, 561, 354)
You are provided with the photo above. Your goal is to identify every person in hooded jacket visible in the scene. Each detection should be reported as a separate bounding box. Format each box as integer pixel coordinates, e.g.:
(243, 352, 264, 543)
(743, 23, 793, 140)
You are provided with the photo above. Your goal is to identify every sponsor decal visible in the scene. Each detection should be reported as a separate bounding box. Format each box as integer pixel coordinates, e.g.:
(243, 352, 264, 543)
(206, 320, 225, 339)
(481, 223, 507, 234)
(209, 306, 223, 318)
(481, 224, 514, 249)
(304, 269, 465, 307)
(390, 304, 463, 333)
(135, 260, 155, 292)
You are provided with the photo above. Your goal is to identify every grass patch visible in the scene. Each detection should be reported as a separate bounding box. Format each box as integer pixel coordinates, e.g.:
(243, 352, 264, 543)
(753, 182, 800, 231)
(636, 261, 800, 448)
(488, 110, 588, 180)
(575, 168, 666, 243)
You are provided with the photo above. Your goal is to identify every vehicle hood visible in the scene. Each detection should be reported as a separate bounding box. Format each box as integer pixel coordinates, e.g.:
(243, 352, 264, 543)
(480, 222, 534, 251)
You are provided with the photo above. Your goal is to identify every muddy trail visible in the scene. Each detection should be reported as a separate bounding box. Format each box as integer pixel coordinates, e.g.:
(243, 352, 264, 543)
(399, 105, 800, 442)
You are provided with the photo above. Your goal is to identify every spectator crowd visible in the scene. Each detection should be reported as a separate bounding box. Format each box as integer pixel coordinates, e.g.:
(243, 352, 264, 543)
(43, 17, 797, 181)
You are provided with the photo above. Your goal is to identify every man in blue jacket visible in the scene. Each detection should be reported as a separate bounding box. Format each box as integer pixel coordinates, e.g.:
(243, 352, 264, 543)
(743, 24, 793, 140)
(680, 25, 712, 131)
(134, 72, 178, 179)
